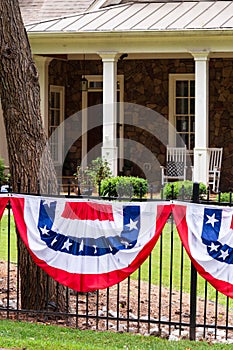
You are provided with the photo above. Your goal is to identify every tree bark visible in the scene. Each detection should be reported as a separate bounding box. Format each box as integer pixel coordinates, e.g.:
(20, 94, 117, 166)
(0, 0, 66, 311)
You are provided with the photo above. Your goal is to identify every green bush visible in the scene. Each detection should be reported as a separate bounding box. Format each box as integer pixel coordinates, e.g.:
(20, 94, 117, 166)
(74, 157, 112, 188)
(0, 158, 7, 183)
(217, 192, 233, 203)
(163, 180, 207, 200)
(100, 176, 148, 198)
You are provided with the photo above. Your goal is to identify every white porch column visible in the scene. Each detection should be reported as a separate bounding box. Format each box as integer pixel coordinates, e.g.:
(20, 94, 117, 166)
(192, 51, 210, 185)
(98, 52, 118, 176)
(33, 55, 52, 134)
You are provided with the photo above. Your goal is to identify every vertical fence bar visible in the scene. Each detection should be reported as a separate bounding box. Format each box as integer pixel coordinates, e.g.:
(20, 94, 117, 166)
(168, 212, 174, 334)
(127, 276, 130, 332)
(106, 287, 110, 330)
(116, 283, 120, 331)
(158, 233, 163, 333)
(189, 182, 199, 340)
(96, 289, 99, 330)
(16, 231, 20, 320)
(137, 266, 141, 332)
(179, 242, 184, 336)
(203, 280, 208, 338)
(214, 290, 218, 339)
(6, 200, 11, 318)
(147, 253, 152, 334)
(226, 296, 229, 340)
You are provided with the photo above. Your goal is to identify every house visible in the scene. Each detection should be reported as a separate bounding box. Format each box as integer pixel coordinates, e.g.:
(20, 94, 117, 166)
(0, 0, 233, 190)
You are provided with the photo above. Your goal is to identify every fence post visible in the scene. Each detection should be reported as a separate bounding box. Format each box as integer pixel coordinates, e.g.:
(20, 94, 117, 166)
(190, 182, 199, 340)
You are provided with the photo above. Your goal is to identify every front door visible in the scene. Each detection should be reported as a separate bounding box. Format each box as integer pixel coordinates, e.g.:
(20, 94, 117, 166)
(82, 75, 124, 171)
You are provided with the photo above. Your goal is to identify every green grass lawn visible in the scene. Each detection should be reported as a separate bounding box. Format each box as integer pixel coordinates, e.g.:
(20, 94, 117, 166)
(0, 213, 17, 263)
(0, 319, 231, 350)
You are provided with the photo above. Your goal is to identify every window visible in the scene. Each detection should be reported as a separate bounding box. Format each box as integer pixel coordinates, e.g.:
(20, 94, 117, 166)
(169, 74, 195, 150)
(49, 85, 64, 164)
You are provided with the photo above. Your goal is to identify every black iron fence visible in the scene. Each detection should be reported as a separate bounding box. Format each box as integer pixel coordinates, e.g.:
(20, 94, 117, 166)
(1, 182, 233, 342)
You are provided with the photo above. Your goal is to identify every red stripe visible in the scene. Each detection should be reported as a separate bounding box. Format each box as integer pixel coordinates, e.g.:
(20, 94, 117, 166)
(10, 198, 29, 247)
(231, 215, 233, 229)
(62, 202, 114, 221)
(0, 197, 9, 220)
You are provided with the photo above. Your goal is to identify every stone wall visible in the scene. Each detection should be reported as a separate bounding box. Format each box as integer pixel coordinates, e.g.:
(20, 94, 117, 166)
(49, 58, 233, 190)
(209, 59, 233, 190)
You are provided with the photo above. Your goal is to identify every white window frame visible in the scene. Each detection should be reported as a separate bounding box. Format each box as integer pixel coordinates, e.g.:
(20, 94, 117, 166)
(49, 85, 65, 165)
(168, 74, 195, 150)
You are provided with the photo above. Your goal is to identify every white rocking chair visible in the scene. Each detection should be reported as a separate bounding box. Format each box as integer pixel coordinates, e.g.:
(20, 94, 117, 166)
(161, 146, 187, 186)
(208, 148, 223, 193)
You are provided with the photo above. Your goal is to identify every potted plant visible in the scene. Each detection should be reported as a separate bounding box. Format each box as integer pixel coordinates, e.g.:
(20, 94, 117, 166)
(74, 157, 112, 195)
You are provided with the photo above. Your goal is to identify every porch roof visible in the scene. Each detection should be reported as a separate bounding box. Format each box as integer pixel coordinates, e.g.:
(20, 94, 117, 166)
(25, 1, 233, 33)
(19, 0, 95, 24)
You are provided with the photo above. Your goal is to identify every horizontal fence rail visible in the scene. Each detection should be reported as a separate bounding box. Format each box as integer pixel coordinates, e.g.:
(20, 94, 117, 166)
(1, 182, 233, 342)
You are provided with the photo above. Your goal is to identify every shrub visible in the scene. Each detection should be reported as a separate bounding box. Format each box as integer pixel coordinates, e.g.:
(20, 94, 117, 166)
(0, 158, 7, 183)
(74, 157, 112, 188)
(163, 180, 207, 200)
(100, 176, 148, 198)
(217, 192, 233, 203)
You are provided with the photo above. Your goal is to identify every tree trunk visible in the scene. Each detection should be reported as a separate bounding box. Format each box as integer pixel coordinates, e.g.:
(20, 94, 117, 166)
(0, 1, 66, 311)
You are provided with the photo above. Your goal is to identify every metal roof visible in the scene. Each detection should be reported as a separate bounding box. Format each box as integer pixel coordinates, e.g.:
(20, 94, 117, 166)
(25, 1, 233, 33)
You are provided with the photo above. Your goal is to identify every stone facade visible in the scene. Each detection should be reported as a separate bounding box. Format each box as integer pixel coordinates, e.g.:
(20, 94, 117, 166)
(48, 58, 233, 190)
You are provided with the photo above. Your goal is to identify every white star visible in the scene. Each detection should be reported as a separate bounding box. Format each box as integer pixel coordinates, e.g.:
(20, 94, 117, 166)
(42, 199, 53, 207)
(93, 245, 97, 254)
(40, 225, 50, 236)
(121, 240, 131, 248)
(206, 213, 219, 228)
(209, 242, 220, 252)
(79, 240, 84, 252)
(62, 239, 72, 251)
(51, 237, 58, 246)
(126, 218, 138, 231)
(219, 249, 229, 261)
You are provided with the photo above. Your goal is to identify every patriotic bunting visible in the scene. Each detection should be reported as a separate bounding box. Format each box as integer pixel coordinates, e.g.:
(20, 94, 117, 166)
(10, 195, 171, 292)
(3, 194, 233, 297)
(172, 203, 233, 298)
(0, 195, 9, 220)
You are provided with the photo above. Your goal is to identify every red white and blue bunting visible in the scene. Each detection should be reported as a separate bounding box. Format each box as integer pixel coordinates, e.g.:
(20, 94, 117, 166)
(173, 202, 233, 298)
(2, 194, 233, 296)
(10, 195, 171, 292)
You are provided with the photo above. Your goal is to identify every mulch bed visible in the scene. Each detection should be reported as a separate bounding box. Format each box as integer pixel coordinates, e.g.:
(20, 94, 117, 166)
(1, 260, 233, 341)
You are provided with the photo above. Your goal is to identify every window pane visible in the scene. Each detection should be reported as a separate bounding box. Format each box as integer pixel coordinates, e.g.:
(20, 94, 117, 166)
(176, 98, 188, 114)
(190, 98, 195, 114)
(54, 92, 60, 108)
(176, 116, 188, 132)
(54, 110, 60, 126)
(50, 93, 55, 108)
(50, 110, 55, 127)
(176, 81, 188, 97)
(190, 115, 195, 132)
(190, 133, 195, 150)
(89, 81, 103, 89)
(176, 133, 188, 147)
(190, 80, 195, 97)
